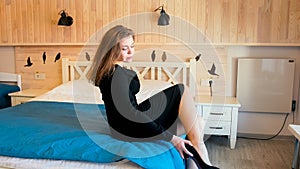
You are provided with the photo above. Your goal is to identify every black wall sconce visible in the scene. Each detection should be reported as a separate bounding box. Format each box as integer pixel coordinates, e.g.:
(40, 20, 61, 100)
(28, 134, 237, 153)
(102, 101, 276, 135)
(58, 10, 73, 26)
(154, 5, 170, 26)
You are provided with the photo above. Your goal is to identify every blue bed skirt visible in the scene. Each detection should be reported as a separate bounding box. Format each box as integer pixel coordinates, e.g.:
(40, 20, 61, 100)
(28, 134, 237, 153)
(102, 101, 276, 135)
(0, 101, 185, 169)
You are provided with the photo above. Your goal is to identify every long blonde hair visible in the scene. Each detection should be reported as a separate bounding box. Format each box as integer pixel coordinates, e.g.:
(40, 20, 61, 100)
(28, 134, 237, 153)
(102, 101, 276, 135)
(88, 25, 135, 86)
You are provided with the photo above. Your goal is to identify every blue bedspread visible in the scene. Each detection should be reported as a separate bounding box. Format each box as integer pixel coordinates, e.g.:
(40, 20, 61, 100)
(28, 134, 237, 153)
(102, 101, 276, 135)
(0, 101, 185, 169)
(0, 84, 20, 108)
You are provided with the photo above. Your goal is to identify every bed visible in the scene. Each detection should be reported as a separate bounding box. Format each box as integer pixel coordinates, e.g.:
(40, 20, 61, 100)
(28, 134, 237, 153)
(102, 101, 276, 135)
(0, 58, 197, 169)
(0, 72, 22, 109)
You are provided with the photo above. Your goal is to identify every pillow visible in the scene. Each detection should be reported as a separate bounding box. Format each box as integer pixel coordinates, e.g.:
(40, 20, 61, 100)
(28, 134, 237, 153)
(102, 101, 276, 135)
(33, 80, 173, 104)
(32, 80, 102, 104)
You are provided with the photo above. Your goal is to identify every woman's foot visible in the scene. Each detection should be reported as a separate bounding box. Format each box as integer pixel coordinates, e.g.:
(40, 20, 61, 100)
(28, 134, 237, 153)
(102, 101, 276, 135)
(184, 143, 219, 169)
(184, 135, 218, 168)
(194, 142, 212, 166)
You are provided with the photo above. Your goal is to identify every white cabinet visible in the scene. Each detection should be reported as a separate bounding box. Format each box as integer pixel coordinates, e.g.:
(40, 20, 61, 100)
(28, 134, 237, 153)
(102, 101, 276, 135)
(195, 95, 240, 149)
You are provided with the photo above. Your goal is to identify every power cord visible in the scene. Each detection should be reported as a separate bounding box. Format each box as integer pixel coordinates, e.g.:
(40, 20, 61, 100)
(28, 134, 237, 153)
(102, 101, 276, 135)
(209, 79, 213, 96)
(238, 113, 290, 140)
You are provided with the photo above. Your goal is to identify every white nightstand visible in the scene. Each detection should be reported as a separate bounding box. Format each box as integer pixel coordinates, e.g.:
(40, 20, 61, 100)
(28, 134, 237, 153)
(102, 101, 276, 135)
(8, 89, 48, 106)
(195, 95, 241, 149)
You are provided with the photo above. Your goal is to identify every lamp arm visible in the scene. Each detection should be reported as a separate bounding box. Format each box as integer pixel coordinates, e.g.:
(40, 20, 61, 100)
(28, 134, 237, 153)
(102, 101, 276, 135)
(58, 9, 67, 15)
(154, 4, 165, 12)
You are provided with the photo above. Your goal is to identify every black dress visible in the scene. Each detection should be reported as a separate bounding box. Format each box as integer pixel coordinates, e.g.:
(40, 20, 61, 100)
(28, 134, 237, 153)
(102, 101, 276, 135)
(99, 65, 184, 142)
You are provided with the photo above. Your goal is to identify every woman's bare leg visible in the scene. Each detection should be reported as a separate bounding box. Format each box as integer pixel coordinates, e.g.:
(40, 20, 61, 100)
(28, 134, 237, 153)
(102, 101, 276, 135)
(177, 85, 211, 165)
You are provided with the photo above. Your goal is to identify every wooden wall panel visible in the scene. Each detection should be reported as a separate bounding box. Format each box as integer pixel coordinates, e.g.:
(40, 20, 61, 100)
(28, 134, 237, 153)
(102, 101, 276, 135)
(3, 0, 299, 90)
(0, 47, 15, 73)
(0, 0, 299, 45)
(14, 46, 83, 89)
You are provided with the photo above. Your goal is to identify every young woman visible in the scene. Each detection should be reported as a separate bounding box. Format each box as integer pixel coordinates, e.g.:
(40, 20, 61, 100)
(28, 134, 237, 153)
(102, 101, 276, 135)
(88, 25, 218, 169)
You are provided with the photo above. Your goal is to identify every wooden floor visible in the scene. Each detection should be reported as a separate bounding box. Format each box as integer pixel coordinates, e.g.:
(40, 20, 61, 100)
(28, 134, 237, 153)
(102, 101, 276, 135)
(205, 136, 295, 169)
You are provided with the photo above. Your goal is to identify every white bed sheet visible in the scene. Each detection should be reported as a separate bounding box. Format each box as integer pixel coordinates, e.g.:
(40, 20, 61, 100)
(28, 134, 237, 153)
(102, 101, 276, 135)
(2, 80, 173, 169)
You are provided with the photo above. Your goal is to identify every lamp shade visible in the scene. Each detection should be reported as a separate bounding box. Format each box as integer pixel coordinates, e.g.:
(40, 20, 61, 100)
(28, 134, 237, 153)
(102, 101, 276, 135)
(58, 10, 73, 26)
(158, 10, 170, 26)
(154, 5, 170, 26)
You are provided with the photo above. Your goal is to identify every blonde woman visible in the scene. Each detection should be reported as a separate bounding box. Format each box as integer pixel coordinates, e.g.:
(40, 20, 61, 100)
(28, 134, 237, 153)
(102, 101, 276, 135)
(88, 25, 218, 169)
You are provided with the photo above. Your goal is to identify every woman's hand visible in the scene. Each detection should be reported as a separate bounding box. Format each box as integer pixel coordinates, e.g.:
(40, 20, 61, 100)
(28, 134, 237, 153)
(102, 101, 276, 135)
(170, 135, 194, 159)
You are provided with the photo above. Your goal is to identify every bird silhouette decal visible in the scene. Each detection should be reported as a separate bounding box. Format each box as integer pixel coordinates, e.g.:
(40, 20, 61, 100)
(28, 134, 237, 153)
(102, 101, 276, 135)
(54, 52, 61, 62)
(208, 63, 219, 76)
(42, 52, 46, 64)
(162, 51, 167, 62)
(195, 54, 201, 61)
(151, 50, 156, 62)
(86, 52, 90, 61)
(24, 57, 33, 67)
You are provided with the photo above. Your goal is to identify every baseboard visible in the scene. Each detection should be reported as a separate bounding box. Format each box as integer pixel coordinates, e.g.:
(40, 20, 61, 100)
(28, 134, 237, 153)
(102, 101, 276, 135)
(237, 132, 294, 140)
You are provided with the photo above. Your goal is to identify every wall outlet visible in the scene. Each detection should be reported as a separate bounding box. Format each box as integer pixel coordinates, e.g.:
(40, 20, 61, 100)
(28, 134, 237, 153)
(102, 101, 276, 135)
(34, 72, 46, 80)
(200, 78, 213, 86)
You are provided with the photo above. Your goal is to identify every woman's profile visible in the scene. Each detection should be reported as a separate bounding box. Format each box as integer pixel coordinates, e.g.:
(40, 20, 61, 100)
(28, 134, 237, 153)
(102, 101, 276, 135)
(88, 25, 218, 169)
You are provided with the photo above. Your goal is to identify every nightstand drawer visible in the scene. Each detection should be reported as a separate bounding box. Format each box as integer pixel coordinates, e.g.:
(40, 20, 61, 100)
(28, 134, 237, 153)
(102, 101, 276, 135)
(204, 120, 231, 135)
(202, 106, 232, 121)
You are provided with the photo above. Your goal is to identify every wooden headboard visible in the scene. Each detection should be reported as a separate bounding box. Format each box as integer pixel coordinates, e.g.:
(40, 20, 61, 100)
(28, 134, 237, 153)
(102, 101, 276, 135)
(62, 58, 196, 96)
(0, 72, 22, 90)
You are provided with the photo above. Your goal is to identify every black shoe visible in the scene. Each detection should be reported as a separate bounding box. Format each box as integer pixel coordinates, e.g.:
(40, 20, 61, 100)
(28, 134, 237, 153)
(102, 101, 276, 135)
(183, 143, 219, 169)
(184, 135, 219, 169)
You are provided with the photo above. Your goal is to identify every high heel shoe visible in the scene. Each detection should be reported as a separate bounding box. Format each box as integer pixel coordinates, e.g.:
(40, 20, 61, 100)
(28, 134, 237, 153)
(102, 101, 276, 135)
(184, 136, 219, 169)
(183, 143, 219, 169)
